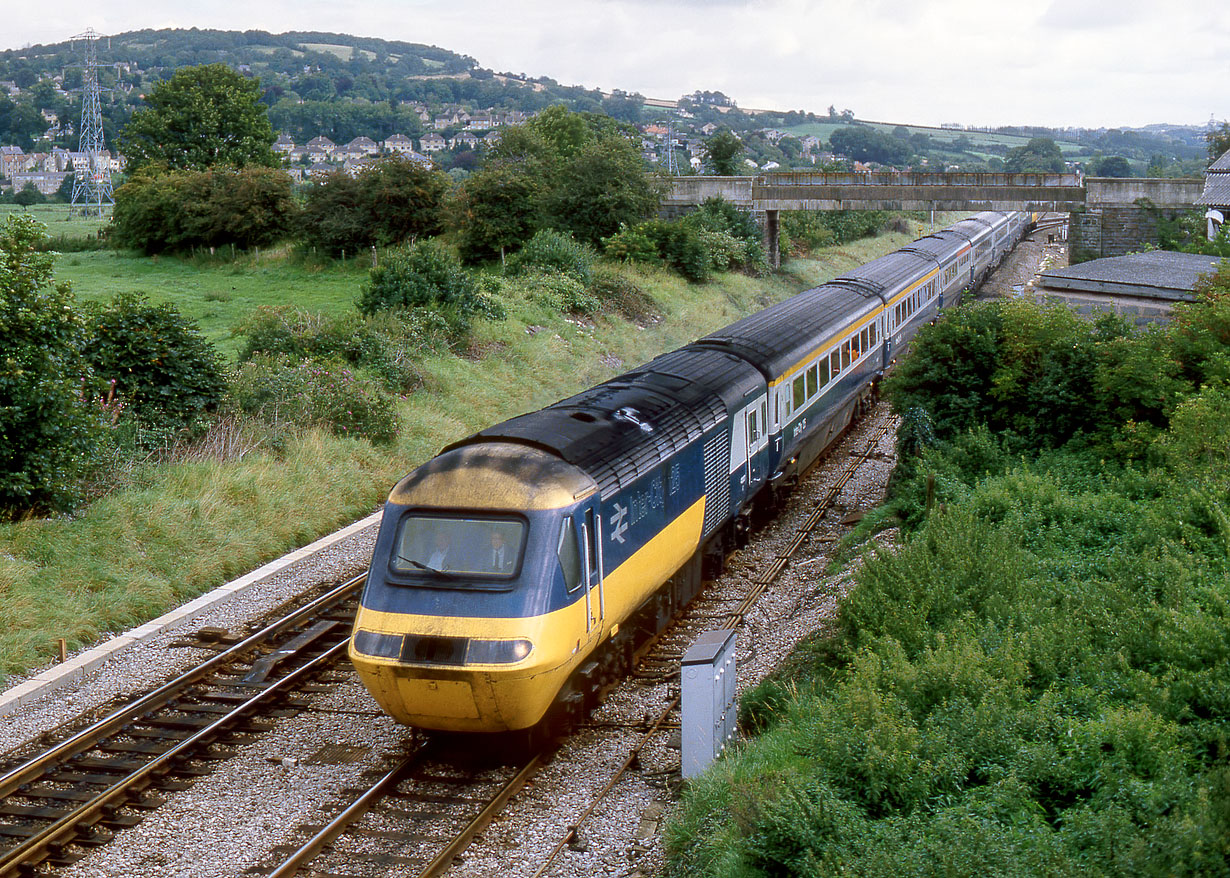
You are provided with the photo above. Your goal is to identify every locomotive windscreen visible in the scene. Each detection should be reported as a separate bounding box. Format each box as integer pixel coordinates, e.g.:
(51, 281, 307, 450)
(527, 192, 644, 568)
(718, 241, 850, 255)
(390, 514, 525, 580)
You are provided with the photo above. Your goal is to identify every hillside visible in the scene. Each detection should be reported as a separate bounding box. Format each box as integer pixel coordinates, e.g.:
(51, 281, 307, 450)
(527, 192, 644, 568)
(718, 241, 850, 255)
(0, 27, 1211, 175)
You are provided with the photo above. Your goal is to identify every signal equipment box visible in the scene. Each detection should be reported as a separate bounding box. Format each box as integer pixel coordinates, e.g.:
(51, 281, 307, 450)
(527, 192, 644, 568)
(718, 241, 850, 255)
(681, 629, 737, 779)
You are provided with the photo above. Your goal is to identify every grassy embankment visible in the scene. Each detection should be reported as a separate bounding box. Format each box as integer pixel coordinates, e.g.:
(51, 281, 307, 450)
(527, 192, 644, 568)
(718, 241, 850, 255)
(0, 214, 960, 684)
(662, 285, 1230, 875)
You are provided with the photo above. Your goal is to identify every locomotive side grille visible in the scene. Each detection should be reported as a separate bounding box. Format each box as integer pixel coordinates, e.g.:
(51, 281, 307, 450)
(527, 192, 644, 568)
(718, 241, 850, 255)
(702, 431, 730, 538)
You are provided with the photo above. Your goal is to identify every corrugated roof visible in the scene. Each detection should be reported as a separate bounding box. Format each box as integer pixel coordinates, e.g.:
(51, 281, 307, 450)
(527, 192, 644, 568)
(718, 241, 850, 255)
(1196, 174, 1230, 206)
(1210, 150, 1230, 172)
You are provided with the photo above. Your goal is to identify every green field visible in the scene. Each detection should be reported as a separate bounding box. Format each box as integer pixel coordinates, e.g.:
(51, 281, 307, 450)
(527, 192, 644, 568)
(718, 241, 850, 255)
(781, 120, 1090, 160)
(56, 249, 373, 360)
(0, 204, 109, 241)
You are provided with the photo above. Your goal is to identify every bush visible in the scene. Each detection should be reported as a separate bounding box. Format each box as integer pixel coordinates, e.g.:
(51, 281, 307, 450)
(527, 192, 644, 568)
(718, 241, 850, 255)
(505, 229, 597, 284)
(0, 215, 100, 516)
(358, 240, 502, 337)
(522, 269, 601, 316)
(586, 267, 658, 322)
(229, 356, 398, 444)
(235, 306, 429, 392)
(299, 157, 450, 257)
(604, 219, 711, 282)
(780, 211, 836, 255)
(111, 165, 297, 254)
(83, 293, 226, 432)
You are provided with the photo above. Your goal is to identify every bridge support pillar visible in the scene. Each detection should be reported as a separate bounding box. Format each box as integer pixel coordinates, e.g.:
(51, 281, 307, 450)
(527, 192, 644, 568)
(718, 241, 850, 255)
(763, 209, 780, 270)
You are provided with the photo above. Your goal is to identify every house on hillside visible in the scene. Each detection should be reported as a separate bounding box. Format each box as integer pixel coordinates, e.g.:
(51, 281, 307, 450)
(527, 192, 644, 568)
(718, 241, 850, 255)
(419, 132, 447, 153)
(9, 171, 69, 195)
(1197, 150, 1230, 240)
(274, 133, 296, 156)
(346, 136, 379, 156)
(449, 132, 479, 150)
(383, 133, 415, 155)
(0, 146, 25, 180)
(306, 136, 337, 161)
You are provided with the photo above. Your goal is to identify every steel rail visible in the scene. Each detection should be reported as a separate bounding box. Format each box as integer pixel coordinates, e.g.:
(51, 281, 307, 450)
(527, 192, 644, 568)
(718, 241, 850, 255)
(265, 754, 415, 878)
(0, 639, 351, 878)
(528, 701, 677, 878)
(0, 574, 364, 800)
(416, 753, 545, 878)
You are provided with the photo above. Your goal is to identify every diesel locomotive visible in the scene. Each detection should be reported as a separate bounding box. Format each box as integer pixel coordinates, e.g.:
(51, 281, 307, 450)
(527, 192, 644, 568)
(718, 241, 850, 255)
(348, 210, 1031, 733)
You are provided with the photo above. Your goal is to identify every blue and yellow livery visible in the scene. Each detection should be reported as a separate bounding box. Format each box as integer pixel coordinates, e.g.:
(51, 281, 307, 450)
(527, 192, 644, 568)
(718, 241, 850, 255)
(350, 211, 1032, 733)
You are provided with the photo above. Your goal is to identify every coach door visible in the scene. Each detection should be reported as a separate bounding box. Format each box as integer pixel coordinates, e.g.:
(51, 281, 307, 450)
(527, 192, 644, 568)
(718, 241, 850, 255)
(582, 507, 604, 632)
(745, 396, 769, 490)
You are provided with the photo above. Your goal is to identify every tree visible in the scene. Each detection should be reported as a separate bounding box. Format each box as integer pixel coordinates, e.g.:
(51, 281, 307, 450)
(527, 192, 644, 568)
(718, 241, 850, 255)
(452, 105, 660, 255)
(704, 129, 744, 176)
(544, 137, 663, 245)
(452, 161, 545, 262)
(1088, 155, 1132, 177)
(117, 63, 278, 173)
(83, 294, 225, 431)
(12, 183, 45, 206)
(299, 157, 450, 256)
(1004, 137, 1065, 173)
(0, 215, 99, 516)
(1208, 121, 1230, 164)
(829, 126, 912, 166)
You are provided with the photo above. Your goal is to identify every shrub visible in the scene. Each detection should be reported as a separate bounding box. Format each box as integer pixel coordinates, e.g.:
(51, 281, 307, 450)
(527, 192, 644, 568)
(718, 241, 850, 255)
(586, 267, 658, 322)
(111, 165, 297, 254)
(505, 229, 597, 284)
(604, 219, 711, 282)
(299, 156, 450, 257)
(236, 307, 374, 364)
(602, 222, 660, 265)
(358, 240, 503, 337)
(83, 293, 226, 432)
(0, 214, 100, 516)
(229, 356, 398, 444)
(235, 306, 432, 393)
(522, 269, 601, 316)
(780, 211, 836, 255)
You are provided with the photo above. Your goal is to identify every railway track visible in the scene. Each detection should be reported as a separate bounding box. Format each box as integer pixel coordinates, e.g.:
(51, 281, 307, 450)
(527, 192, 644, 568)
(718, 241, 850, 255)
(256, 408, 897, 878)
(0, 576, 364, 877)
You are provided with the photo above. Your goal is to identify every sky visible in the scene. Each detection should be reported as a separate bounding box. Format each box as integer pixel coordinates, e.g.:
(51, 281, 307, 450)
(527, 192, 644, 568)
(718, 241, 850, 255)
(5, 0, 1227, 130)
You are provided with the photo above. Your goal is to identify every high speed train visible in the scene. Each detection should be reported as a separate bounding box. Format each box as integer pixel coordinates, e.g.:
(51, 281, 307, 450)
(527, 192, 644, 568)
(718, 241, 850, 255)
(348, 210, 1031, 734)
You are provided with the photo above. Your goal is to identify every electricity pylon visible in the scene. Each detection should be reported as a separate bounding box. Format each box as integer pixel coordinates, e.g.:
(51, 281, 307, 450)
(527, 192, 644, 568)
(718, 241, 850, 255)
(69, 28, 114, 217)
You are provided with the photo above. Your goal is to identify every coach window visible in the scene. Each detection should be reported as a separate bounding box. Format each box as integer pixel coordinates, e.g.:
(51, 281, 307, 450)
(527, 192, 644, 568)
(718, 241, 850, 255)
(819, 356, 830, 387)
(830, 350, 840, 378)
(806, 363, 818, 398)
(557, 518, 582, 593)
(842, 341, 851, 369)
(869, 321, 877, 345)
(792, 375, 806, 411)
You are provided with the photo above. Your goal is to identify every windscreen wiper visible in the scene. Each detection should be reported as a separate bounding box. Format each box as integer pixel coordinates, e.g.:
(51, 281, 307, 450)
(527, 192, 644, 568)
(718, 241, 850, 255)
(397, 554, 458, 580)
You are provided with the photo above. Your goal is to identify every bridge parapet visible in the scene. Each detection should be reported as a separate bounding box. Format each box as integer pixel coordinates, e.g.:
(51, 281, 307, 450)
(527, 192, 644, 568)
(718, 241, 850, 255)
(1084, 177, 1205, 208)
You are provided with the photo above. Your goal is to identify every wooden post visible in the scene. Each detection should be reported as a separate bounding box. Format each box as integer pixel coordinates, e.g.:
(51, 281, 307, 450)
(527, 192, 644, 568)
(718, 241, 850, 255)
(58, 638, 67, 662)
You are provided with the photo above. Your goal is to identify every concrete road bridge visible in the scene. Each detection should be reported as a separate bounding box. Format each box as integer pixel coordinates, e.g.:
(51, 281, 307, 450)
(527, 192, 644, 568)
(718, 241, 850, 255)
(662, 173, 1205, 265)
